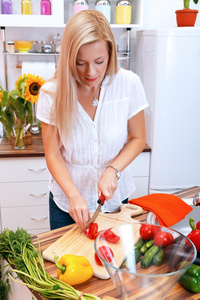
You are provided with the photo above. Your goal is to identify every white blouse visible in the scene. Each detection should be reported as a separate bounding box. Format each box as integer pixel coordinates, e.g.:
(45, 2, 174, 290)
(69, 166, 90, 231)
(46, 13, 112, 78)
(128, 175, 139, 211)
(37, 68, 148, 213)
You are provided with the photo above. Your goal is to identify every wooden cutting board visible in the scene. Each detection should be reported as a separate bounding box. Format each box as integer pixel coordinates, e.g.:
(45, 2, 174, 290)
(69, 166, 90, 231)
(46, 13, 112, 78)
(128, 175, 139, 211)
(42, 204, 143, 279)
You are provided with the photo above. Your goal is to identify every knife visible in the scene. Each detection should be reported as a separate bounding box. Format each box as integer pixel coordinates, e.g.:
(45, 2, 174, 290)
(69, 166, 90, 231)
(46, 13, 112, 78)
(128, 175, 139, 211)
(81, 193, 105, 233)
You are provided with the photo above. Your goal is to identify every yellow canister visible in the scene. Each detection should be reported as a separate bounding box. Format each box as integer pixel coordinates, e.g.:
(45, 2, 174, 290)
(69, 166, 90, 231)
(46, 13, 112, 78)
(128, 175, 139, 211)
(21, 0, 32, 15)
(116, 0, 132, 24)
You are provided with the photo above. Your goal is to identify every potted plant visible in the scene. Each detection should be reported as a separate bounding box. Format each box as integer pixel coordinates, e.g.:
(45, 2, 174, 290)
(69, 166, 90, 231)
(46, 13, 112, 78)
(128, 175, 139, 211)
(175, 0, 199, 26)
(0, 74, 45, 149)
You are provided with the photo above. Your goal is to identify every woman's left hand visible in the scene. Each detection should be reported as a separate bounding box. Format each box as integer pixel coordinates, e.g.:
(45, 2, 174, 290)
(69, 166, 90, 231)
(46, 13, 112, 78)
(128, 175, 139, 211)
(98, 167, 118, 200)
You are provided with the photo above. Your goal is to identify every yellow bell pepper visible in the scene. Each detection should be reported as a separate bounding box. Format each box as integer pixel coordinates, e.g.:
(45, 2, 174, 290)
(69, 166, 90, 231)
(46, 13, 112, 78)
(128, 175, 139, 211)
(54, 254, 93, 286)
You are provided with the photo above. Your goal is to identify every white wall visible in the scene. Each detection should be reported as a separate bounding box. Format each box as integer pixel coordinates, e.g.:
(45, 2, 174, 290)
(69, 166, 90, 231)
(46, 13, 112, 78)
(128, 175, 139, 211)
(1, 0, 200, 87)
(142, 0, 200, 29)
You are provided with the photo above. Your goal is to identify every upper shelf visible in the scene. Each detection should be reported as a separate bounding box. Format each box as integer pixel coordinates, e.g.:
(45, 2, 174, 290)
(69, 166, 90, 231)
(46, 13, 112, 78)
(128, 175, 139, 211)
(0, 0, 143, 28)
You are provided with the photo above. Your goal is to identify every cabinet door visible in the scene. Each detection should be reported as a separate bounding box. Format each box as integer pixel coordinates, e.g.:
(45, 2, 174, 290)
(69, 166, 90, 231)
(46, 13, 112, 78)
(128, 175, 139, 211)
(0, 157, 49, 182)
(128, 177, 149, 199)
(129, 152, 150, 176)
(128, 152, 150, 199)
(1, 205, 49, 232)
(0, 181, 49, 207)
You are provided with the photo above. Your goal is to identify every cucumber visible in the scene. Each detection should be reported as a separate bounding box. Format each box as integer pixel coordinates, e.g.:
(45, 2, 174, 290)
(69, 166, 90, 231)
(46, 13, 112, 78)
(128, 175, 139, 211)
(153, 248, 164, 266)
(146, 239, 154, 249)
(140, 243, 147, 254)
(140, 240, 154, 254)
(141, 245, 159, 268)
(134, 239, 145, 250)
(125, 248, 141, 269)
(135, 248, 141, 263)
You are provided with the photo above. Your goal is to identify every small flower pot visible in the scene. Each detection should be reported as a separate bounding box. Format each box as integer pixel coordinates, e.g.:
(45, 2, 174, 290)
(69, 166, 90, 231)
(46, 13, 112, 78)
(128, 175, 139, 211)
(175, 9, 198, 27)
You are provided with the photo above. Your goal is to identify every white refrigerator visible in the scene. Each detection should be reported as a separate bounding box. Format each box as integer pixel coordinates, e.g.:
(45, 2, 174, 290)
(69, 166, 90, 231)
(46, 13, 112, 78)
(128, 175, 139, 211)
(136, 28, 200, 194)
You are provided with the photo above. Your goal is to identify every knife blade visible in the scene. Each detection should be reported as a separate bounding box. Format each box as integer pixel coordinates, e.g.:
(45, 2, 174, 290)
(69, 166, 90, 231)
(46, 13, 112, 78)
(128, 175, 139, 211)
(81, 193, 105, 233)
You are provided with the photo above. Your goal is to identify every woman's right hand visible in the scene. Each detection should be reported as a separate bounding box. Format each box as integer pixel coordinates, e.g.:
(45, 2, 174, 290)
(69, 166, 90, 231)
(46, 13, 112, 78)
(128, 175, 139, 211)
(68, 195, 90, 231)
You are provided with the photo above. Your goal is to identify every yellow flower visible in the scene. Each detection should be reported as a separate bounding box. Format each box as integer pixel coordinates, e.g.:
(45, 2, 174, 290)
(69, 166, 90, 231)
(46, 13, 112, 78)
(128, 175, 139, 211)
(0, 91, 2, 103)
(15, 74, 28, 97)
(24, 74, 46, 104)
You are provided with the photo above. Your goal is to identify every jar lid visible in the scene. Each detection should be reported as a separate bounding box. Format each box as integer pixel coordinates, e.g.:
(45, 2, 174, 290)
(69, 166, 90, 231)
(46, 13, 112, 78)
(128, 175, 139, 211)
(73, 0, 89, 5)
(95, 0, 111, 5)
(7, 41, 14, 45)
(116, 0, 131, 6)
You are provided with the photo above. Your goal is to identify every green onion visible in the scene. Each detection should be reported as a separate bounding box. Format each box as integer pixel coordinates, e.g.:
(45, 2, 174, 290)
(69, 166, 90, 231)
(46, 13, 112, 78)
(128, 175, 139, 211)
(0, 228, 100, 300)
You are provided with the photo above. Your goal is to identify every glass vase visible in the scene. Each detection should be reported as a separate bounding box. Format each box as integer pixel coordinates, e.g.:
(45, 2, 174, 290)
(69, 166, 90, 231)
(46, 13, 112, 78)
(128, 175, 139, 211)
(30, 103, 41, 134)
(12, 118, 26, 149)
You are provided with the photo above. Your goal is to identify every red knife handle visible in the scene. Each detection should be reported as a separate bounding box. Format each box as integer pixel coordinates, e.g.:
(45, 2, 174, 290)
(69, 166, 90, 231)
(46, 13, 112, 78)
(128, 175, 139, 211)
(98, 193, 105, 205)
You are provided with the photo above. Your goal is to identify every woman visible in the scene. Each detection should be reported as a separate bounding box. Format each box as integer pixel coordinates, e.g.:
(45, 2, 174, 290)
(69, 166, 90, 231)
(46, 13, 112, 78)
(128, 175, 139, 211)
(37, 10, 148, 231)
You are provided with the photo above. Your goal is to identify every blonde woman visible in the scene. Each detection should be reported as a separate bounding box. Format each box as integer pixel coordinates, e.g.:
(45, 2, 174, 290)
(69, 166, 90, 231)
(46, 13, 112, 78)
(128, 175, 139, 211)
(37, 10, 148, 231)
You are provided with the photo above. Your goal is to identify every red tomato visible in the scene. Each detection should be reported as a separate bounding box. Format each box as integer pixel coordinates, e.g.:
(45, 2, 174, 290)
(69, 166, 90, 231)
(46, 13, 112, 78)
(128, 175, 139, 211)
(139, 224, 161, 240)
(196, 221, 200, 230)
(88, 223, 98, 239)
(154, 231, 174, 247)
(94, 246, 114, 266)
(101, 229, 120, 243)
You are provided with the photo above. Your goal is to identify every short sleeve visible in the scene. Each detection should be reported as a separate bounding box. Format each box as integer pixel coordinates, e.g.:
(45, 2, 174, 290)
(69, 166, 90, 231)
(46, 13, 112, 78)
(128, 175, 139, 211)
(127, 71, 148, 119)
(36, 82, 56, 125)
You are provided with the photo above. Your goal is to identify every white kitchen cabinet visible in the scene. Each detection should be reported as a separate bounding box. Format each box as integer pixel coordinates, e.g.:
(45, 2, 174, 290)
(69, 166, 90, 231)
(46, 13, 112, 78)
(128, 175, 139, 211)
(0, 0, 143, 28)
(128, 152, 150, 199)
(0, 157, 50, 234)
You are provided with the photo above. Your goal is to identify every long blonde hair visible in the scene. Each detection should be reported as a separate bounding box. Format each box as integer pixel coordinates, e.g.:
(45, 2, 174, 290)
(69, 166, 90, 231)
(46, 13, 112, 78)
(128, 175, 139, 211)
(51, 10, 118, 140)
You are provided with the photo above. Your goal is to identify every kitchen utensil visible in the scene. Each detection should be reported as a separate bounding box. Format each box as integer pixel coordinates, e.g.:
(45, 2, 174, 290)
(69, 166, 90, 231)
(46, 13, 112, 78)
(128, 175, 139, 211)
(193, 192, 200, 206)
(95, 223, 196, 300)
(81, 193, 105, 233)
(42, 203, 143, 279)
(14, 41, 33, 53)
(41, 41, 55, 53)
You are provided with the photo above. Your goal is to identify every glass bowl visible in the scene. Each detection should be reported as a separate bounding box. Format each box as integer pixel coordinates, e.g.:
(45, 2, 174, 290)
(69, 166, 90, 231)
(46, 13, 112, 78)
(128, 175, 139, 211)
(94, 223, 196, 300)
(14, 41, 33, 53)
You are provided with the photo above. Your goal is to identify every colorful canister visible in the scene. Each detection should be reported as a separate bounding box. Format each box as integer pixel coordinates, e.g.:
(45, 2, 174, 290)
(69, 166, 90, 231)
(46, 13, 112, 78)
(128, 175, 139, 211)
(95, 0, 111, 23)
(1, 0, 12, 14)
(41, 0, 51, 15)
(21, 0, 32, 15)
(116, 0, 131, 24)
(73, 0, 89, 15)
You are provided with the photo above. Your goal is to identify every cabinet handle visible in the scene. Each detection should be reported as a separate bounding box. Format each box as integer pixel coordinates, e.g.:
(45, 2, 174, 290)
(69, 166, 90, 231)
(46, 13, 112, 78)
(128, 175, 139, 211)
(28, 168, 46, 172)
(30, 193, 47, 198)
(31, 216, 48, 221)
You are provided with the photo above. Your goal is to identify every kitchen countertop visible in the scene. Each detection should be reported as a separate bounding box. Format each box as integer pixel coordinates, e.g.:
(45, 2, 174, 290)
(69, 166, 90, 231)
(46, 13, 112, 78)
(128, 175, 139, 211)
(0, 133, 151, 158)
(30, 186, 200, 300)
(0, 132, 45, 158)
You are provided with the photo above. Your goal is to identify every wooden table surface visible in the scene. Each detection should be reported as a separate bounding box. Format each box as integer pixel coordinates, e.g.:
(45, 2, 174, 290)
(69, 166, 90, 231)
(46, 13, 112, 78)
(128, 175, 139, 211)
(0, 133, 151, 158)
(31, 186, 200, 300)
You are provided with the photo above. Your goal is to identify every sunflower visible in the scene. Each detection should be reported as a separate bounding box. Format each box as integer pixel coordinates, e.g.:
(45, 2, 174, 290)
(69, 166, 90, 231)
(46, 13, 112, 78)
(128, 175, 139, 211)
(0, 91, 2, 103)
(15, 74, 28, 97)
(24, 74, 46, 104)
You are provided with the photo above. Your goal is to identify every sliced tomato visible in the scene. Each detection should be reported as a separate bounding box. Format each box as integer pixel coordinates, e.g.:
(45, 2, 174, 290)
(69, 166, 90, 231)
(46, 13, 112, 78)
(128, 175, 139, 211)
(88, 223, 98, 239)
(101, 229, 120, 243)
(154, 231, 174, 247)
(106, 235, 120, 243)
(94, 252, 103, 266)
(93, 230, 104, 239)
(102, 229, 114, 239)
(94, 246, 114, 266)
